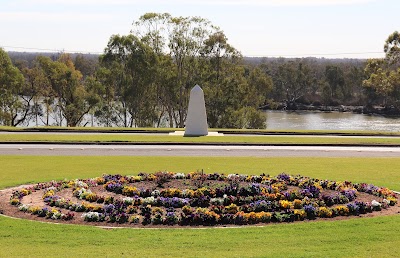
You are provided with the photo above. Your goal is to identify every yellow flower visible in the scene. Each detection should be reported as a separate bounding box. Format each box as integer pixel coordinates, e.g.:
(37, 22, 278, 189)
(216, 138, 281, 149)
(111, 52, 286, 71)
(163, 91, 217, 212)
(122, 186, 140, 196)
(336, 205, 349, 215)
(28, 206, 41, 214)
(293, 199, 302, 209)
(224, 204, 239, 214)
(279, 200, 292, 209)
(317, 207, 333, 218)
(294, 209, 306, 220)
(387, 196, 398, 206)
(147, 174, 156, 181)
(20, 188, 31, 196)
(42, 190, 55, 199)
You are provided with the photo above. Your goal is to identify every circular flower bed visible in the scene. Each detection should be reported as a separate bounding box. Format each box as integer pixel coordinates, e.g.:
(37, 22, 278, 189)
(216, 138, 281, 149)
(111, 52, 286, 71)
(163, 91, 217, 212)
(1, 172, 399, 227)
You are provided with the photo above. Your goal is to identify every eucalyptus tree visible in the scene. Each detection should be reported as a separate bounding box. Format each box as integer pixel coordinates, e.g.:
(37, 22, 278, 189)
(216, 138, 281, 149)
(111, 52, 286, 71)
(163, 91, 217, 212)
(132, 13, 176, 127)
(363, 58, 400, 108)
(384, 31, 400, 66)
(324, 65, 346, 101)
(133, 13, 218, 127)
(101, 34, 158, 127)
(21, 62, 52, 126)
(344, 65, 366, 103)
(200, 30, 272, 128)
(36, 54, 101, 126)
(0, 48, 26, 126)
(74, 54, 98, 78)
(166, 15, 217, 127)
(272, 61, 312, 109)
(363, 31, 400, 110)
(201, 31, 241, 81)
(93, 66, 120, 127)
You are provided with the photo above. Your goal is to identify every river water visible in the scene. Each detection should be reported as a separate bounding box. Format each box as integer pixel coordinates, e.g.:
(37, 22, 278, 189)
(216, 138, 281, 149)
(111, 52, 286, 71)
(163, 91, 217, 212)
(264, 110, 400, 132)
(25, 108, 400, 132)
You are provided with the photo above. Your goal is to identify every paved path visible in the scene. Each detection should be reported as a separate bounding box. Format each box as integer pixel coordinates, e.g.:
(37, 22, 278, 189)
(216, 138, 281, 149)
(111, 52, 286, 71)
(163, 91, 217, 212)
(1, 144, 400, 157)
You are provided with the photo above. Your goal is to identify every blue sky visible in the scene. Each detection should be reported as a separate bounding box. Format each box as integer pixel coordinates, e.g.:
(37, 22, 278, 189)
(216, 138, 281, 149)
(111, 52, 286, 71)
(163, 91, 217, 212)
(1, 0, 399, 58)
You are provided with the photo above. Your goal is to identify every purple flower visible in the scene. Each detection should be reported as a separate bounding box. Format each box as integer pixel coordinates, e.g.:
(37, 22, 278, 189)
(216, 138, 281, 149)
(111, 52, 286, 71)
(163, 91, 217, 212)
(342, 189, 357, 201)
(347, 202, 360, 214)
(303, 204, 317, 219)
(104, 204, 115, 214)
(277, 173, 291, 182)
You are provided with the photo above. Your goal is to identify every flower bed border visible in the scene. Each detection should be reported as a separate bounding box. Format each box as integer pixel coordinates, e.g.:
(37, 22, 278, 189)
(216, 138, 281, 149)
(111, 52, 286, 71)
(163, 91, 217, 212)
(7, 172, 399, 227)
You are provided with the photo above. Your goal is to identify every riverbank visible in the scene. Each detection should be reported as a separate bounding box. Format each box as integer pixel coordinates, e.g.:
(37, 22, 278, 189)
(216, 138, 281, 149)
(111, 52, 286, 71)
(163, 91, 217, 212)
(264, 103, 400, 117)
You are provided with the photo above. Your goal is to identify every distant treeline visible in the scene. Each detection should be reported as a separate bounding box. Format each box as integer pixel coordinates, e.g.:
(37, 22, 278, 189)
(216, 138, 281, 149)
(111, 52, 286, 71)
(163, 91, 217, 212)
(1, 13, 400, 128)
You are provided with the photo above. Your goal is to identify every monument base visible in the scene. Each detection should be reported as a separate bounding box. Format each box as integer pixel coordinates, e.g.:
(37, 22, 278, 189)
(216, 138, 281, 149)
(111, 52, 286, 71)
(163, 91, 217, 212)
(169, 131, 224, 136)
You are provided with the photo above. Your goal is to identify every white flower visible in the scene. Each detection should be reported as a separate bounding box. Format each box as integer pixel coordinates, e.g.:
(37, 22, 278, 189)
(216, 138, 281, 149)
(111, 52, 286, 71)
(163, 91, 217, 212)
(51, 211, 62, 220)
(151, 190, 160, 197)
(82, 211, 100, 220)
(227, 174, 238, 179)
(371, 200, 381, 207)
(210, 198, 224, 205)
(142, 196, 155, 205)
(123, 197, 133, 205)
(74, 180, 88, 188)
(18, 204, 29, 211)
(76, 188, 92, 199)
(173, 173, 185, 179)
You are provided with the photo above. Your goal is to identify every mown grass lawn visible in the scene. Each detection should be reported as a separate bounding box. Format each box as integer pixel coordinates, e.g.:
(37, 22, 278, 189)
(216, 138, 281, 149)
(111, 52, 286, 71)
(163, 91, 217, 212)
(2, 133, 400, 145)
(1, 215, 399, 257)
(2, 126, 400, 136)
(1, 156, 400, 257)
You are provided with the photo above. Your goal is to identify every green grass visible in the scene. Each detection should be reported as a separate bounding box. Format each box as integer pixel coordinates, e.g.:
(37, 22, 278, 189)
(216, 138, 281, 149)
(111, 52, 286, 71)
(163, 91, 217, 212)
(2, 125, 400, 136)
(1, 133, 400, 145)
(1, 215, 399, 257)
(1, 155, 400, 257)
(0, 125, 179, 132)
(1, 156, 400, 190)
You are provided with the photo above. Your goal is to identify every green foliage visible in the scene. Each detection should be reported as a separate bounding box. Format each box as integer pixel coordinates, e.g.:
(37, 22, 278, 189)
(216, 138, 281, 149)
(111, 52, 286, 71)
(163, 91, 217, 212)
(35, 54, 102, 126)
(325, 65, 346, 101)
(363, 31, 400, 110)
(101, 34, 158, 127)
(0, 48, 25, 126)
(384, 31, 400, 65)
(5, 15, 399, 128)
(271, 61, 313, 108)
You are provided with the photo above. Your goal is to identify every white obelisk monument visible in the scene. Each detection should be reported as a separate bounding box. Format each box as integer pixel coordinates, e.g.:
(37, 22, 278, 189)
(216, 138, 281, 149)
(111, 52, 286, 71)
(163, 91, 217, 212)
(184, 85, 208, 136)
